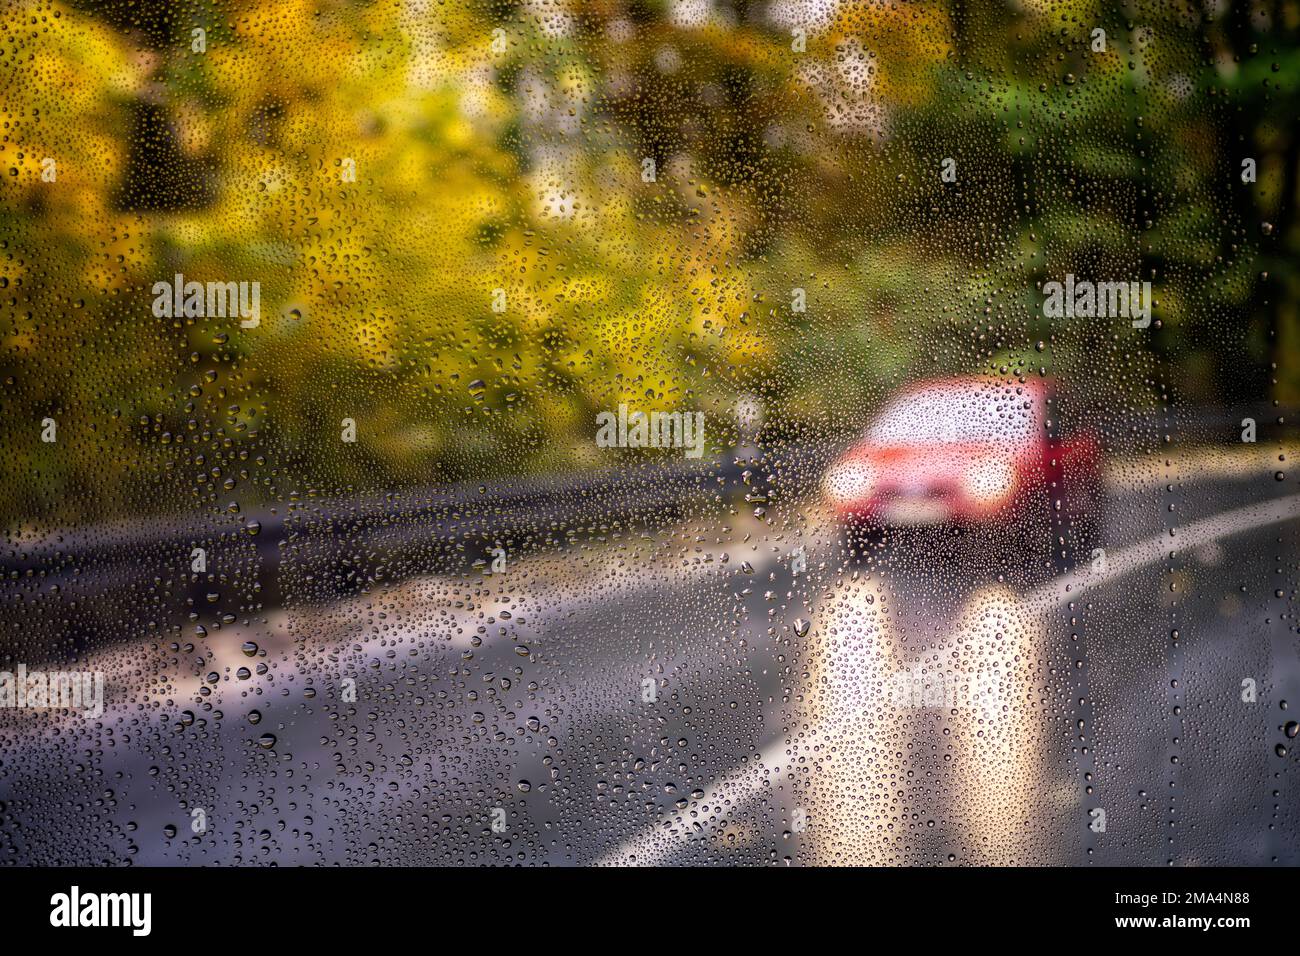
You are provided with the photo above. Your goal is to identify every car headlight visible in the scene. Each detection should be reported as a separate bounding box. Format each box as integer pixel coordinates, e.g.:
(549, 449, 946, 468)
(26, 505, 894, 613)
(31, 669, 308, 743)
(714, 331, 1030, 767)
(962, 455, 1016, 503)
(823, 459, 876, 505)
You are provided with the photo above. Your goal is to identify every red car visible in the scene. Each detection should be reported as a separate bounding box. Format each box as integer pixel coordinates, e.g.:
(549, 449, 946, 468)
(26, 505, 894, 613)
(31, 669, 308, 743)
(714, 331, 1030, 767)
(822, 377, 1102, 556)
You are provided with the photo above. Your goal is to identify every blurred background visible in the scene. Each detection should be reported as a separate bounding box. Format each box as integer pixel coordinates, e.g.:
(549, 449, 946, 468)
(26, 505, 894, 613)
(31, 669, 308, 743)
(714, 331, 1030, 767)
(2, 0, 1300, 867)
(1, 0, 1297, 528)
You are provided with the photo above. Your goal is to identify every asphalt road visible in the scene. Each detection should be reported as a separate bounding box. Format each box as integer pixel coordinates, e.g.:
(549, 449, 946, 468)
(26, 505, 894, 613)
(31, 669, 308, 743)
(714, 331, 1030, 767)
(1, 453, 1297, 866)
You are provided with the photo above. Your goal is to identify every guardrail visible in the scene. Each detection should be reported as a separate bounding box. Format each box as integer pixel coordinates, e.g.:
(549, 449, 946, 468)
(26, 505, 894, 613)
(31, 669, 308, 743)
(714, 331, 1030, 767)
(0, 453, 758, 654)
(0, 403, 1293, 656)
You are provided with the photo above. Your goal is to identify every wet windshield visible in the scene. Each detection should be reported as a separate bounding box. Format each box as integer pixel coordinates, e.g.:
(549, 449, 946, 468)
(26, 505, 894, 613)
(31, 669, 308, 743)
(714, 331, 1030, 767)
(0, 0, 1296, 873)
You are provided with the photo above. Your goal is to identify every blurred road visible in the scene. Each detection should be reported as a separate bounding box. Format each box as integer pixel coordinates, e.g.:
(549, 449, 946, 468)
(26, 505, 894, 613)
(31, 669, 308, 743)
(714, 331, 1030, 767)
(1, 450, 1297, 866)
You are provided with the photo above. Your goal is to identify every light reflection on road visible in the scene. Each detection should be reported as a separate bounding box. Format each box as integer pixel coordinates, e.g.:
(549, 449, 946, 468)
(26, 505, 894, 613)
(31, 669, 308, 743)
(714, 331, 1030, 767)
(802, 572, 1069, 864)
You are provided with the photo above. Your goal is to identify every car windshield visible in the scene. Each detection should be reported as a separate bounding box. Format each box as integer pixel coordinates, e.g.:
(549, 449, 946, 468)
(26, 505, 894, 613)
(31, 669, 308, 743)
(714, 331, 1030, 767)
(1, 0, 1298, 888)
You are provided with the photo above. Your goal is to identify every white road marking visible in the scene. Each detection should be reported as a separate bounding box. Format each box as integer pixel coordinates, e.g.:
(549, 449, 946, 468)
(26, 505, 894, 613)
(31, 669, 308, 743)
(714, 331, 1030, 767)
(1031, 491, 1300, 610)
(600, 491, 1300, 866)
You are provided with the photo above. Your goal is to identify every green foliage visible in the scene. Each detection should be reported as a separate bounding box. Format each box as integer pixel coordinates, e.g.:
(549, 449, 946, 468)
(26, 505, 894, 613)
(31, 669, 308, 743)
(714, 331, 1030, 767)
(0, 0, 1296, 526)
